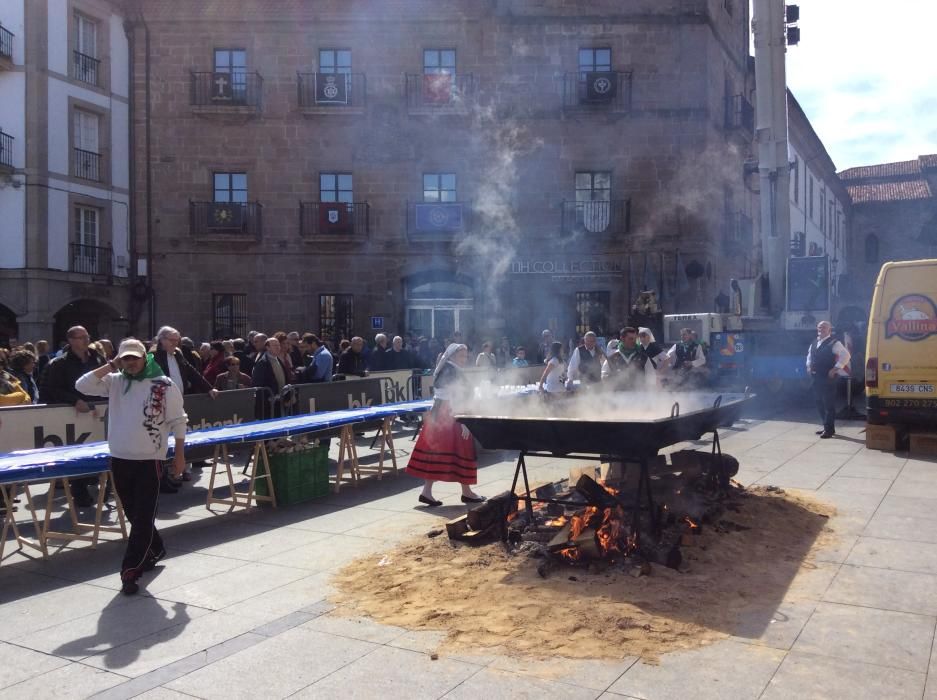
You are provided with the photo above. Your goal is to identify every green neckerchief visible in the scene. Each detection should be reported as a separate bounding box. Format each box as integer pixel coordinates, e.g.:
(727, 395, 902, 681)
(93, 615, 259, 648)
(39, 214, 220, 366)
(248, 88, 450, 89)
(121, 353, 164, 393)
(619, 346, 639, 360)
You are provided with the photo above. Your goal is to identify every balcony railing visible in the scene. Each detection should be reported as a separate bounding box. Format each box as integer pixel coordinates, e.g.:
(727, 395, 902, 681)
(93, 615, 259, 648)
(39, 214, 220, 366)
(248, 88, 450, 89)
(190, 71, 263, 109)
(561, 199, 631, 236)
(70, 243, 113, 278)
(725, 94, 754, 133)
(299, 202, 369, 238)
(72, 50, 100, 86)
(405, 73, 476, 111)
(73, 147, 101, 181)
(297, 72, 367, 110)
(724, 211, 754, 250)
(0, 24, 13, 63)
(562, 71, 632, 112)
(407, 201, 470, 240)
(190, 201, 263, 238)
(0, 130, 13, 169)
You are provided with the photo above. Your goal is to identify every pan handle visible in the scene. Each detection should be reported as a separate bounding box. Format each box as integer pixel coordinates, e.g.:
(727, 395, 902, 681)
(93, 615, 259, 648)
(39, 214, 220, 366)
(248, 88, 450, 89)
(713, 394, 723, 409)
(670, 401, 680, 418)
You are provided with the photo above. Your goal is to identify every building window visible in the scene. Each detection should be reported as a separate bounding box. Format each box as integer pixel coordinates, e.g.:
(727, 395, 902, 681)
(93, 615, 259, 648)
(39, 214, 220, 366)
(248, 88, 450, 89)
(865, 234, 879, 265)
(575, 291, 610, 337)
(72, 109, 101, 181)
(214, 49, 247, 100)
(723, 0, 733, 15)
(792, 156, 799, 204)
(214, 172, 247, 202)
(73, 13, 99, 85)
(423, 173, 456, 202)
(578, 48, 612, 74)
(820, 192, 826, 233)
(829, 202, 835, 239)
(75, 205, 99, 247)
(319, 49, 351, 74)
(575, 171, 611, 202)
(320, 173, 353, 203)
(424, 49, 455, 75)
(212, 293, 247, 339)
(320, 294, 355, 345)
(808, 175, 814, 220)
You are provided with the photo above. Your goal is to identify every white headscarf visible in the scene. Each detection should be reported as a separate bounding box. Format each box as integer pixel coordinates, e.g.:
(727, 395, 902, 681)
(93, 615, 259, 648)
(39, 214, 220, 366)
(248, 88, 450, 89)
(638, 327, 656, 343)
(606, 339, 619, 355)
(433, 343, 467, 378)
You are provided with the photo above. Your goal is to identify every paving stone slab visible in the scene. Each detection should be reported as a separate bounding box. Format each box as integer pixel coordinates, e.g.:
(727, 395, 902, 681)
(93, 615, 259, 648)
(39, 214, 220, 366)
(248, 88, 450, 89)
(219, 570, 336, 623)
(299, 610, 407, 644)
(606, 640, 783, 700)
(13, 597, 209, 666)
(823, 564, 937, 615)
(164, 626, 378, 699)
(792, 601, 935, 672)
(818, 476, 893, 497)
(489, 654, 638, 692)
(80, 610, 262, 677)
(291, 644, 480, 699)
(847, 536, 937, 576)
(2, 580, 132, 641)
(260, 533, 389, 572)
(862, 513, 937, 544)
(0, 641, 71, 690)
(0, 661, 126, 700)
(760, 651, 925, 700)
(834, 461, 905, 480)
(730, 599, 819, 650)
(876, 494, 937, 520)
(154, 561, 308, 610)
(442, 667, 601, 699)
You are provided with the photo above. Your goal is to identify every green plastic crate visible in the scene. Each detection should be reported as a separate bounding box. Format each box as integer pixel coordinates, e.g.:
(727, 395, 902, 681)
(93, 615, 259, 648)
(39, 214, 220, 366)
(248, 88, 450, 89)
(255, 446, 329, 505)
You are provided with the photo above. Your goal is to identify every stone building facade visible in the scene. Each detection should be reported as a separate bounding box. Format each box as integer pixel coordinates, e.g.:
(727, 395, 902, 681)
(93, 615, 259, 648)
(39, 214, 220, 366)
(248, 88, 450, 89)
(0, 0, 131, 346)
(837, 154, 937, 326)
(126, 0, 759, 347)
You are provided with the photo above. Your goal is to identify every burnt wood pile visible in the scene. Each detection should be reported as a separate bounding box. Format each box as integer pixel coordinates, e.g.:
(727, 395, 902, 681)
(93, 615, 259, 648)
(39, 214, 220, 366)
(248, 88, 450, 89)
(446, 449, 740, 573)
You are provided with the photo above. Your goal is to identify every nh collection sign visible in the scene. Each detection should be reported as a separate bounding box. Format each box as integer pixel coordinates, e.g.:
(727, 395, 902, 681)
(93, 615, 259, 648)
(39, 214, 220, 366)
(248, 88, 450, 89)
(510, 260, 624, 275)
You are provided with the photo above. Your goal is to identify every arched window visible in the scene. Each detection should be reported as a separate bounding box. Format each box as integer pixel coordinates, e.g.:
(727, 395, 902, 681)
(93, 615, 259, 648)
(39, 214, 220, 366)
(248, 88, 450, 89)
(864, 234, 879, 265)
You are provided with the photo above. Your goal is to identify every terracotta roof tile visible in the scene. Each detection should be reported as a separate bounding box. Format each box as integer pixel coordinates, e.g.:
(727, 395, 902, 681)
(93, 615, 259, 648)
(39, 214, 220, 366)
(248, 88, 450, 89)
(847, 180, 933, 204)
(838, 159, 921, 180)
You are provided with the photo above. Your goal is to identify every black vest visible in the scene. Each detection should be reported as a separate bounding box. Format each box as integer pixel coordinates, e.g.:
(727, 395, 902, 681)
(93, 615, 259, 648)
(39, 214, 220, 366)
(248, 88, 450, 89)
(577, 346, 603, 383)
(673, 341, 698, 371)
(810, 337, 836, 376)
(607, 348, 649, 389)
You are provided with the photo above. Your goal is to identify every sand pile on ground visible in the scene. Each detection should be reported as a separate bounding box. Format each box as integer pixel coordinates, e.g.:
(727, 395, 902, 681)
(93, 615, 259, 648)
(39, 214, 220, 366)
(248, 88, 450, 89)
(331, 487, 835, 661)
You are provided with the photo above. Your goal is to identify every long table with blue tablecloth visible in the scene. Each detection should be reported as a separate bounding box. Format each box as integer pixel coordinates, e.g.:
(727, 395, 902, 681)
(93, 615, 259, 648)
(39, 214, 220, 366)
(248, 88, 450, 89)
(0, 399, 432, 562)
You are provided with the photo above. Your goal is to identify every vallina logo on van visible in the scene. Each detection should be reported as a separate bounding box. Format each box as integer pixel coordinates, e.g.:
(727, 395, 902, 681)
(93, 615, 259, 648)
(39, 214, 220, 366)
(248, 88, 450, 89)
(886, 294, 937, 341)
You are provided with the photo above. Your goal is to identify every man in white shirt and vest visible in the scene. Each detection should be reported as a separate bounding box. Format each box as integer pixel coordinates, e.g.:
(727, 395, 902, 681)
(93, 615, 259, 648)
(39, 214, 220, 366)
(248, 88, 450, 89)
(76, 339, 188, 595)
(566, 331, 605, 389)
(806, 321, 851, 438)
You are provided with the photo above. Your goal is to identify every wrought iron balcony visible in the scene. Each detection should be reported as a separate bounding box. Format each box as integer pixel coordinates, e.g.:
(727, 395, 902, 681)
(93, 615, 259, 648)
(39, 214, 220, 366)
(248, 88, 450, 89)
(405, 73, 476, 111)
(562, 72, 632, 112)
(297, 73, 367, 111)
(0, 130, 13, 170)
(190, 201, 263, 238)
(0, 24, 13, 66)
(70, 243, 113, 278)
(724, 211, 754, 251)
(299, 201, 369, 238)
(407, 201, 470, 241)
(190, 71, 263, 109)
(72, 50, 100, 86)
(73, 147, 102, 181)
(561, 199, 631, 236)
(725, 94, 754, 133)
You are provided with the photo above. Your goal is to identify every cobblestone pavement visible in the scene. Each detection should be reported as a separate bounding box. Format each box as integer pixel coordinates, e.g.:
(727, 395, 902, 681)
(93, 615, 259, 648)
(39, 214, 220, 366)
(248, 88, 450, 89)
(2, 409, 936, 699)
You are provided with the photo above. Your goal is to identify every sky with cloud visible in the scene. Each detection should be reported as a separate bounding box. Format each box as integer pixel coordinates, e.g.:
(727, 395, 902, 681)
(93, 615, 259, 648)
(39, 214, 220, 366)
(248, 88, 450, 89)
(784, 0, 937, 171)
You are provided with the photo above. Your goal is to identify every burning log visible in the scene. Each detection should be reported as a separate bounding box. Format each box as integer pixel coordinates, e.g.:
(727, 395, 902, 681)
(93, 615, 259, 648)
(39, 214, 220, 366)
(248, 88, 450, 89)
(572, 527, 603, 560)
(547, 522, 573, 552)
(669, 450, 739, 479)
(466, 491, 518, 532)
(574, 474, 620, 509)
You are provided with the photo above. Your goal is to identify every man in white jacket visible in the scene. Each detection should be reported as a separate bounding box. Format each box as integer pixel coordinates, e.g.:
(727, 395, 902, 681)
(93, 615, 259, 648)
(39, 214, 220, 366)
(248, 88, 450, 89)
(76, 338, 187, 595)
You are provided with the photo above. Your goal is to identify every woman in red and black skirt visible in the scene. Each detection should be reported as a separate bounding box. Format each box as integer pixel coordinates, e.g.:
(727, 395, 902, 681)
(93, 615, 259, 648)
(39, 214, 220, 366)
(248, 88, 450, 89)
(407, 343, 485, 506)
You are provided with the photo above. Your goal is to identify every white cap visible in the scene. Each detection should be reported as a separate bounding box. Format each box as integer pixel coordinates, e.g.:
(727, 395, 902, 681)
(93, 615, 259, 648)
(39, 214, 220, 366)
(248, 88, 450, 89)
(117, 338, 146, 359)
